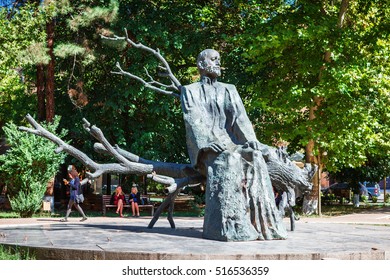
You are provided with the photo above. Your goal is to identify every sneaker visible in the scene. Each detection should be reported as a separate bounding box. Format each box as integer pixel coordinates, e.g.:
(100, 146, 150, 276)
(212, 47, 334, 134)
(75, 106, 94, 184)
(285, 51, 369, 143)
(80, 217, 87, 222)
(60, 218, 68, 222)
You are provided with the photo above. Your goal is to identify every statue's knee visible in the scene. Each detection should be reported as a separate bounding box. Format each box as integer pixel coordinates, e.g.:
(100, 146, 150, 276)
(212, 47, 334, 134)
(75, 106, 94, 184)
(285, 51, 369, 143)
(208, 150, 241, 171)
(221, 150, 241, 165)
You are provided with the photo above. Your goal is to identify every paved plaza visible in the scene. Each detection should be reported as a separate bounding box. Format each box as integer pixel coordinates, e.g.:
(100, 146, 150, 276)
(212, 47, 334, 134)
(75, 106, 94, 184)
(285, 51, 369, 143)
(1, 207, 390, 260)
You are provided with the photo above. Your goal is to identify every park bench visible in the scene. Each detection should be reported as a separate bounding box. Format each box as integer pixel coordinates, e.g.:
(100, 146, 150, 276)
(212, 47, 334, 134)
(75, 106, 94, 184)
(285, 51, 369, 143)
(102, 194, 155, 216)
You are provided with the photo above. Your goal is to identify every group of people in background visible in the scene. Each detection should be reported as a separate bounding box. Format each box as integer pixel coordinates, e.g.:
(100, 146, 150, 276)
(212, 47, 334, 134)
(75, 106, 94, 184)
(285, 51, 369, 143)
(61, 165, 142, 222)
(112, 184, 141, 218)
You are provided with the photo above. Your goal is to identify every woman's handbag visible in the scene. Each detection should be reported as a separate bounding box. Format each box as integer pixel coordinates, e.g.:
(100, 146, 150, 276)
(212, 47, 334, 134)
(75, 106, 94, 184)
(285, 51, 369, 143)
(76, 194, 84, 203)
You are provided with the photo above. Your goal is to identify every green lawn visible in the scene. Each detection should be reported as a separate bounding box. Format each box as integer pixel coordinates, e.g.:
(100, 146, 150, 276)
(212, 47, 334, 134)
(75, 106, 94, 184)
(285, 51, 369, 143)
(295, 202, 390, 218)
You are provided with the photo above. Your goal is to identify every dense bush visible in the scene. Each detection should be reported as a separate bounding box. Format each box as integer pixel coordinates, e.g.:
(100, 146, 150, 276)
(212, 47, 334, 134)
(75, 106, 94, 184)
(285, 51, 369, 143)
(0, 117, 66, 217)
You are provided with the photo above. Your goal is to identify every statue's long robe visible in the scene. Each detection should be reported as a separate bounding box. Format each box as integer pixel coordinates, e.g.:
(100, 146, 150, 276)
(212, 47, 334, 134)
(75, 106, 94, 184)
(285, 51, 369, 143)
(181, 79, 256, 167)
(181, 78, 287, 241)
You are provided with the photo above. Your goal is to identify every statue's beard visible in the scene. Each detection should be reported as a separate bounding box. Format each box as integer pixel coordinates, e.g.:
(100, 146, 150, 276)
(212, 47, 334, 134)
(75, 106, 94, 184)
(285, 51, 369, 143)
(205, 66, 221, 77)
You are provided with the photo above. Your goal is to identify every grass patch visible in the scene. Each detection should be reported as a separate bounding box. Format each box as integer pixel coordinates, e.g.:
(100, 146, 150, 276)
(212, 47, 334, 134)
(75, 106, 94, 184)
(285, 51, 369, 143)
(0, 245, 35, 260)
(1, 202, 388, 220)
(0, 212, 20, 219)
(295, 203, 389, 218)
(0, 211, 60, 219)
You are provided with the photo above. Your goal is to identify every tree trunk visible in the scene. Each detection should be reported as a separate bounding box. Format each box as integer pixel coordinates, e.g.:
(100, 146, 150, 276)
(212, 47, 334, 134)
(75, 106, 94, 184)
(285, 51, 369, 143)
(36, 63, 46, 122)
(303, 154, 322, 215)
(303, 112, 321, 215)
(338, 0, 350, 28)
(302, 0, 350, 215)
(45, 19, 55, 122)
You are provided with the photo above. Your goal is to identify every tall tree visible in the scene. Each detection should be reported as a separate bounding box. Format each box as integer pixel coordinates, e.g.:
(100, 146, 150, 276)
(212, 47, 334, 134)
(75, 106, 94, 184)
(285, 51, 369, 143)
(45, 17, 56, 122)
(237, 0, 390, 214)
(51, 0, 272, 165)
(0, 1, 48, 129)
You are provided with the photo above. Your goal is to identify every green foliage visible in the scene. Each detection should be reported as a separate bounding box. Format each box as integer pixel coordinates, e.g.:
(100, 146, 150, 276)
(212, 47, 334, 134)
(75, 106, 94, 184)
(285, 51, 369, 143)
(0, 245, 35, 260)
(90, 0, 275, 163)
(0, 3, 47, 67)
(236, 0, 390, 174)
(331, 152, 390, 183)
(189, 192, 205, 217)
(8, 183, 46, 218)
(66, 0, 119, 31)
(0, 117, 67, 217)
(145, 182, 166, 195)
(2, 0, 390, 186)
(0, 70, 35, 130)
(54, 43, 86, 58)
(0, 3, 47, 130)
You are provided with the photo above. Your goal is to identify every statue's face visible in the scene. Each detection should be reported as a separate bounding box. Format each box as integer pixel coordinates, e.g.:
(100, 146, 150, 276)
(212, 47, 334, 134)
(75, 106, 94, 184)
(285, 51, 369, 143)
(199, 50, 221, 78)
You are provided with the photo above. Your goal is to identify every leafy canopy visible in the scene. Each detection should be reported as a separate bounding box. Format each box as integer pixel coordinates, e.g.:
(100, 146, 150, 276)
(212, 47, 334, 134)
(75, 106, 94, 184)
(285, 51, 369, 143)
(237, 0, 390, 174)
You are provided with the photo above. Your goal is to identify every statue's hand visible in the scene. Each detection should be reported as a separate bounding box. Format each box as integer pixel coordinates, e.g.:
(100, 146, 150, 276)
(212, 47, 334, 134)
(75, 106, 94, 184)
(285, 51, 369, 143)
(203, 142, 226, 153)
(243, 140, 261, 151)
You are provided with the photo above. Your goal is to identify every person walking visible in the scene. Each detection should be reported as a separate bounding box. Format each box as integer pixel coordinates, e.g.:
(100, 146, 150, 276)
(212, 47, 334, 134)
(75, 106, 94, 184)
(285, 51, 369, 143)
(60, 165, 87, 222)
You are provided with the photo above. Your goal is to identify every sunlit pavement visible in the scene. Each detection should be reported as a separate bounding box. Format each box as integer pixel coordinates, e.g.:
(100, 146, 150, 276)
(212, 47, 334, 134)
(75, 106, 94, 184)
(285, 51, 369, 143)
(1, 208, 389, 260)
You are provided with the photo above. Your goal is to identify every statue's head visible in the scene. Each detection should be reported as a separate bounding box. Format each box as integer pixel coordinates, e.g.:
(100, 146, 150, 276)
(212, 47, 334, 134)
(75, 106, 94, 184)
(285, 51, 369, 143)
(197, 49, 221, 79)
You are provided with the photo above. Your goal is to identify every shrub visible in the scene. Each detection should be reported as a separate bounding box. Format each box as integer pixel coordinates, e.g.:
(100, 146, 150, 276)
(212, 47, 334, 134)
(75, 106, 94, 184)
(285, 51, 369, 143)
(385, 193, 390, 204)
(0, 117, 66, 217)
(189, 192, 205, 217)
(371, 196, 378, 203)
